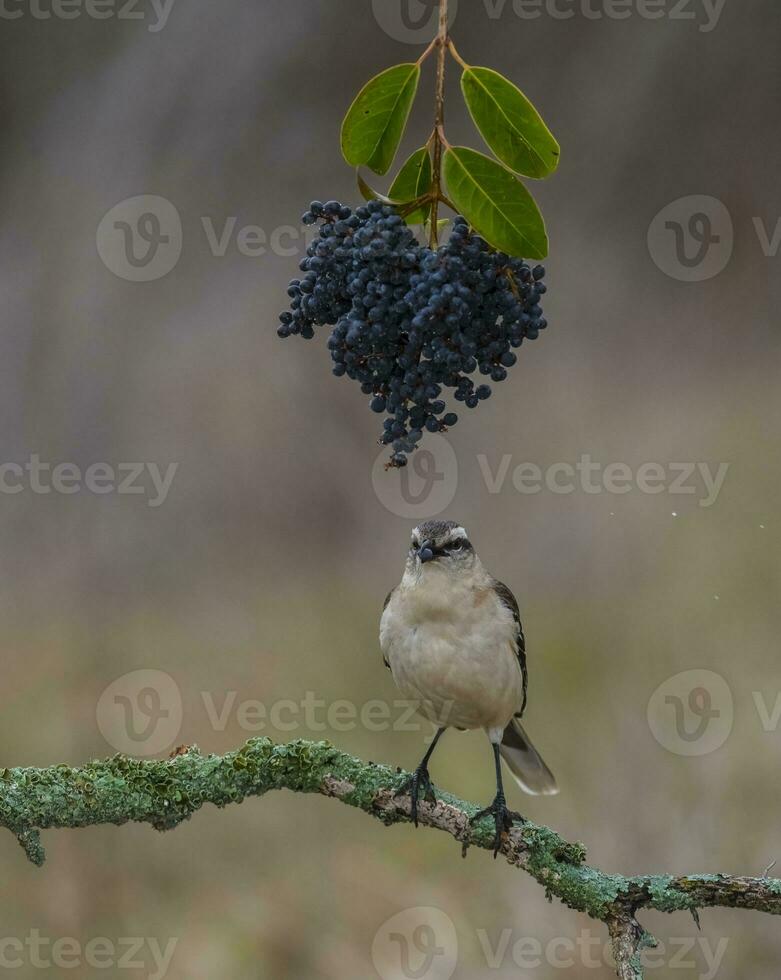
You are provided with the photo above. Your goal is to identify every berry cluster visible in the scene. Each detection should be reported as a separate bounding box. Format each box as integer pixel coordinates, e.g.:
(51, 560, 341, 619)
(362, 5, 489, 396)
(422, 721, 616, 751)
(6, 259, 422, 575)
(278, 200, 548, 466)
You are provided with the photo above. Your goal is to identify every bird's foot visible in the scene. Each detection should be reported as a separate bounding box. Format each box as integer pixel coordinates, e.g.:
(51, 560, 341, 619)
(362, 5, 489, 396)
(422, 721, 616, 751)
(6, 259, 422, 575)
(467, 792, 524, 858)
(394, 765, 436, 828)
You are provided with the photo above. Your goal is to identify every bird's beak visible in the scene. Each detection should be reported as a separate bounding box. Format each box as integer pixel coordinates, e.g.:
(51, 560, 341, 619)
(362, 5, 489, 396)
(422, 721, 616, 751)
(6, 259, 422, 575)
(419, 540, 435, 563)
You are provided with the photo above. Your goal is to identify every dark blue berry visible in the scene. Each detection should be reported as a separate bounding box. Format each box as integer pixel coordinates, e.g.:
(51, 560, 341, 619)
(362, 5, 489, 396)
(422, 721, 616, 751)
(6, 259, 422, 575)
(277, 199, 549, 465)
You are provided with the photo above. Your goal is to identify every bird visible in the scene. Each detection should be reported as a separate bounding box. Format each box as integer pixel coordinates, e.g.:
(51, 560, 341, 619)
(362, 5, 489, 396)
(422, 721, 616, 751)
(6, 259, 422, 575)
(379, 519, 558, 855)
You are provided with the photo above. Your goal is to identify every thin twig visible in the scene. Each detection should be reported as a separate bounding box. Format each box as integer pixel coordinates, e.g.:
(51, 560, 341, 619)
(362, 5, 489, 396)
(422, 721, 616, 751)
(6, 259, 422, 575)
(428, 0, 449, 248)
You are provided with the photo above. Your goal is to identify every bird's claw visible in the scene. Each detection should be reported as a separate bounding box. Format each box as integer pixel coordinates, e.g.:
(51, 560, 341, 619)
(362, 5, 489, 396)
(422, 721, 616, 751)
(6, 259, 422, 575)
(394, 766, 435, 827)
(468, 793, 524, 857)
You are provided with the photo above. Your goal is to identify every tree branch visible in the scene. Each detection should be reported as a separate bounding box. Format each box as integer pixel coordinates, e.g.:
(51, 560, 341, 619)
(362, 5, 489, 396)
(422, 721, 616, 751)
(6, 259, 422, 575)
(2, 737, 780, 977)
(607, 913, 656, 980)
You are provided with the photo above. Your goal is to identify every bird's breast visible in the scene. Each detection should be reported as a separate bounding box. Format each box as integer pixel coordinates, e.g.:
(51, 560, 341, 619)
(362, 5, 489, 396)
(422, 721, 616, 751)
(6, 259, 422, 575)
(379, 580, 522, 731)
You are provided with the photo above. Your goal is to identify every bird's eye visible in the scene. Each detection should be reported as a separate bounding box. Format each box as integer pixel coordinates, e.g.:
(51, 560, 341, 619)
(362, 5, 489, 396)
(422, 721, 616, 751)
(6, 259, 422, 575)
(411, 541, 419, 551)
(449, 539, 468, 552)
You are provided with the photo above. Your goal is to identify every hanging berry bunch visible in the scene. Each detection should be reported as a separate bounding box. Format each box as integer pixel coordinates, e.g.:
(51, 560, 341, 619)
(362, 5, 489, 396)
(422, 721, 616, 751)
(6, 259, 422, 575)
(278, 1, 559, 466)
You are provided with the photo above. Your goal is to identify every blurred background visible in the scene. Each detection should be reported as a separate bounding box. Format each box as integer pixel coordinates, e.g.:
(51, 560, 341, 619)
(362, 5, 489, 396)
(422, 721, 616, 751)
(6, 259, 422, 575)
(1, 0, 779, 977)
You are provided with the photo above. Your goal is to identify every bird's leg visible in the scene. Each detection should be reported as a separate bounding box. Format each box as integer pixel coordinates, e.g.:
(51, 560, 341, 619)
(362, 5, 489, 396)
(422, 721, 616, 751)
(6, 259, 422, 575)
(395, 727, 445, 827)
(469, 741, 524, 858)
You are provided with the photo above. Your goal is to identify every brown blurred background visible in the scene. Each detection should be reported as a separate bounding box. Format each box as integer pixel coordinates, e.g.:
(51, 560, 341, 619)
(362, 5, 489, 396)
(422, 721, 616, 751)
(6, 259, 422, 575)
(1, 0, 779, 977)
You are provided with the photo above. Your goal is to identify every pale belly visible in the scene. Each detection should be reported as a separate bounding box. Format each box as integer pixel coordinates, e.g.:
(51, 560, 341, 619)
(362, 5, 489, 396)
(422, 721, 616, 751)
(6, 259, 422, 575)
(382, 604, 523, 733)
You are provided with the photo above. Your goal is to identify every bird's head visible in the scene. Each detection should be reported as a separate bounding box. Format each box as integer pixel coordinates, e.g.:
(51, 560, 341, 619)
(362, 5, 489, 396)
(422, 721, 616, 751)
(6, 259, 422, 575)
(406, 520, 476, 576)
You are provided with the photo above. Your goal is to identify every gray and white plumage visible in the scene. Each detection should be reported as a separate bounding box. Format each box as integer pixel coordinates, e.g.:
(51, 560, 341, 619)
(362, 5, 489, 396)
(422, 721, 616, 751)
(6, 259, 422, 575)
(380, 520, 557, 796)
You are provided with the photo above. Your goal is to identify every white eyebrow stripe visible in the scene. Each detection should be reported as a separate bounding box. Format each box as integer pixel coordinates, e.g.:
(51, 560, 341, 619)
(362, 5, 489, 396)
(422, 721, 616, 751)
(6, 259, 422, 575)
(411, 523, 469, 545)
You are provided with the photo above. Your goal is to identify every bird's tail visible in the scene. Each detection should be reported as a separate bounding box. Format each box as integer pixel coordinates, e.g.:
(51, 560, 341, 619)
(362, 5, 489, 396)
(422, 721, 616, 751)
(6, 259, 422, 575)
(499, 717, 559, 796)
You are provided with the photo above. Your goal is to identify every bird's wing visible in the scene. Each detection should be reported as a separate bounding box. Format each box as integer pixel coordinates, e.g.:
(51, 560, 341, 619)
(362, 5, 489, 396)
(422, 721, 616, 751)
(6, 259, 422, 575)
(492, 579, 528, 717)
(380, 587, 395, 669)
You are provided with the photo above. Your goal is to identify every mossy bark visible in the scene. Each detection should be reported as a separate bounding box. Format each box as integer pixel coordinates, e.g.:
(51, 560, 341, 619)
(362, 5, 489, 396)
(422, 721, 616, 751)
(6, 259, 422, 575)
(2, 737, 779, 977)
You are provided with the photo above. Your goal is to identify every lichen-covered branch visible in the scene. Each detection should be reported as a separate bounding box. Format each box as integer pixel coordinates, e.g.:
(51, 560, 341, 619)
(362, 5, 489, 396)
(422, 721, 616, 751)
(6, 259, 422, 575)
(2, 737, 780, 978)
(608, 914, 656, 980)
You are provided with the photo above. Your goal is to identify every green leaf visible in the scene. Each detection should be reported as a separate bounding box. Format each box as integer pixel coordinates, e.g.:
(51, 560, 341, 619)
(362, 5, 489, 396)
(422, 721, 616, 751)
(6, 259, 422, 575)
(340, 63, 421, 176)
(461, 67, 560, 179)
(443, 146, 548, 259)
(388, 147, 432, 223)
(356, 172, 396, 205)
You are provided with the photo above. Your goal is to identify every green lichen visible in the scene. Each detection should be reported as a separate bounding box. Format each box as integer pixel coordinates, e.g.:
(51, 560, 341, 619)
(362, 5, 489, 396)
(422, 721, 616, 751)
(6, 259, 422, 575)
(2, 733, 781, 952)
(16, 829, 45, 866)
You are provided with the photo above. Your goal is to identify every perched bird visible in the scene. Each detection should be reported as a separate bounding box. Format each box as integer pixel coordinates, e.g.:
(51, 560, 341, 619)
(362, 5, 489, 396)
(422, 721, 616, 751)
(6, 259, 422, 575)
(380, 519, 557, 854)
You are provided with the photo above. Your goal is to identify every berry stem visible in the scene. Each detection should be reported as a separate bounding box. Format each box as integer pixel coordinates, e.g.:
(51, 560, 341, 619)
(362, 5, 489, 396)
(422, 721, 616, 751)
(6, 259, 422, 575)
(428, 0, 449, 249)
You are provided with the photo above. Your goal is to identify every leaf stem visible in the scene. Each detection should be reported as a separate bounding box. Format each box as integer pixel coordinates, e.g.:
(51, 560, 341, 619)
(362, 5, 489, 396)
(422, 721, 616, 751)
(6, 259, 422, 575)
(416, 36, 438, 65)
(447, 39, 469, 70)
(397, 193, 436, 217)
(438, 191, 457, 212)
(429, 0, 449, 248)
